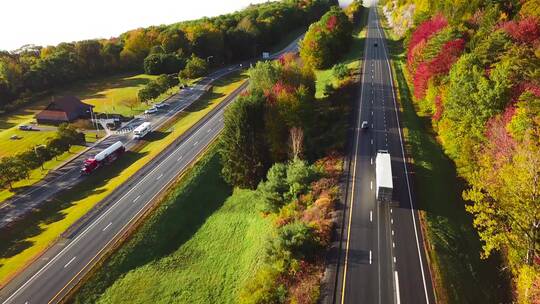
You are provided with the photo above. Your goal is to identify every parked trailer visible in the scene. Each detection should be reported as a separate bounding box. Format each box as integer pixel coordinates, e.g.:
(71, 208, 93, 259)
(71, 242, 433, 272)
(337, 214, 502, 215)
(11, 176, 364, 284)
(133, 122, 152, 139)
(81, 141, 125, 174)
(375, 150, 393, 202)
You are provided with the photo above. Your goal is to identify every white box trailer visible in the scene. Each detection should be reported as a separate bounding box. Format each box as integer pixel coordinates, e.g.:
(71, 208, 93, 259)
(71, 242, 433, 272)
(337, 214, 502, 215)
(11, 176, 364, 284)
(376, 150, 393, 202)
(133, 122, 152, 139)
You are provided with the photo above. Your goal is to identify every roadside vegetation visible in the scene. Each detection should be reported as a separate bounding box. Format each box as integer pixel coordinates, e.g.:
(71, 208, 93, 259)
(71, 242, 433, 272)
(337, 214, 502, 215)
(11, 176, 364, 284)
(380, 0, 539, 301)
(0, 71, 247, 285)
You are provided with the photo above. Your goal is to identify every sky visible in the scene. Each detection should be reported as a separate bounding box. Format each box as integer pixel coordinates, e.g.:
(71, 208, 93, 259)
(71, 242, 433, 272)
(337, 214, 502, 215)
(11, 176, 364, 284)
(0, 0, 270, 51)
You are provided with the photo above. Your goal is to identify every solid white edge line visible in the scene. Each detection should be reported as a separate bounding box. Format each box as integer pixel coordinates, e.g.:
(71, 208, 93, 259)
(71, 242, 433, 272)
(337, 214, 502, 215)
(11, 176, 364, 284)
(376, 11, 431, 304)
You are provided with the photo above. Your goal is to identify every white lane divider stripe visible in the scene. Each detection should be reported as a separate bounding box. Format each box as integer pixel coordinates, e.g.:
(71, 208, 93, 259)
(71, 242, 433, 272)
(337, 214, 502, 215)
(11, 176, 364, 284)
(369, 250, 372, 264)
(156, 173, 163, 180)
(102, 222, 112, 232)
(395, 271, 402, 304)
(370, 181, 373, 190)
(64, 257, 76, 268)
(370, 210, 373, 222)
(177, 156, 183, 162)
(133, 195, 141, 202)
(194, 141, 199, 146)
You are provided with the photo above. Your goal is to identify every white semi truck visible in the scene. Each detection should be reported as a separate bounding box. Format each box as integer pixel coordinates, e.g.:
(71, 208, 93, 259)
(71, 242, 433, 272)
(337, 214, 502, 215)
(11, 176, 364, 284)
(133, 122, 152, 139)
(375, 150, 393, 202)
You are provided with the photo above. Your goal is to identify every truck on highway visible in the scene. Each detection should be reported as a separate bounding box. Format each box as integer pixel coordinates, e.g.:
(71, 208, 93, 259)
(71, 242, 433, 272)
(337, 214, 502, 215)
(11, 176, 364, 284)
(133, 122, 152, 139)
(375, 150, 393, 202)
(81, 141, 125, 174)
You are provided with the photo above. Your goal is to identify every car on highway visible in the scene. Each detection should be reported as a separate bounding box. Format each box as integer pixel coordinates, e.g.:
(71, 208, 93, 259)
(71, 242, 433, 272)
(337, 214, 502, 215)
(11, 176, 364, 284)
(361, 121, 369, 130)
(144, 107, 158, 114)
(154, 102, 168, 109)
(19, 125, 33, 131)
(374, 42, 378, 47)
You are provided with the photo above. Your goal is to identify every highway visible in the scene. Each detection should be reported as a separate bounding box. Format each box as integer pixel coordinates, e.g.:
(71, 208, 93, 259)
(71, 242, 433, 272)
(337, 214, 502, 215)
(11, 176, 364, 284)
(333, 8, 435, 304)
(0, 36, 302, 304)
(0, 65, 238, 229)
(0, 33, 302, 229)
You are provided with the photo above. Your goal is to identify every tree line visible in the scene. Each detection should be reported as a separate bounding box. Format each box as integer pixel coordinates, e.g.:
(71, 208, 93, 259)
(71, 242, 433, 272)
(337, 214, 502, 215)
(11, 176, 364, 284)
(0, 0, 338, 112)
(0, 124, 85, 190)
(385, 0, 539, 301)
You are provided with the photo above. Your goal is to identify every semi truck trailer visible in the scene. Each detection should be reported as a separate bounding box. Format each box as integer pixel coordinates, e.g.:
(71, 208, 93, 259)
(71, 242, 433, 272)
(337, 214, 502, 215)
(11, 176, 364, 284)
(81, 141, 125, 174)
(375, 150, 393, 202)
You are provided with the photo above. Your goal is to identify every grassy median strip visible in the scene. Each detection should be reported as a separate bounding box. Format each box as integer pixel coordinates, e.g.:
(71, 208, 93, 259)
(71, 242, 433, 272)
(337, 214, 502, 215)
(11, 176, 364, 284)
(71, 147, 272, 304)
(381, 21, 511, 304)
(0, 71, 247, 285)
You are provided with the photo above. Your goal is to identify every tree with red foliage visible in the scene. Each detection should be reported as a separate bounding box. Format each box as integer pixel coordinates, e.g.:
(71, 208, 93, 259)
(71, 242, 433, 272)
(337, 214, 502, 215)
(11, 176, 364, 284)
(501, 17, 540, 45)
(407, 14, 448, 67)
(412, 38, 465, 99)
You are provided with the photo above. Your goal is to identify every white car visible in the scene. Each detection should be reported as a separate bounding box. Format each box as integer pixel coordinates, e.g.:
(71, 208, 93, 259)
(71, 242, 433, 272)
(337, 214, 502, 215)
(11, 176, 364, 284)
(361, 121, 369, 129)
(154, 103, 168, 109)
(145, 107, 158, 114)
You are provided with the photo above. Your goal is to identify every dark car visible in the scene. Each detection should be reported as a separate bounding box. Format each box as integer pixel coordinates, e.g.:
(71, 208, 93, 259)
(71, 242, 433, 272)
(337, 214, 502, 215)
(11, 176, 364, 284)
(374, 42, 378, 47)
(19, 125, 32, 131)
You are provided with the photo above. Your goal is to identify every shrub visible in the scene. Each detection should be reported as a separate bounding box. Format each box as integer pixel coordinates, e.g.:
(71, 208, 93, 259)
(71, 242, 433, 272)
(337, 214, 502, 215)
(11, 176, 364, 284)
(332, 63, 349, 80)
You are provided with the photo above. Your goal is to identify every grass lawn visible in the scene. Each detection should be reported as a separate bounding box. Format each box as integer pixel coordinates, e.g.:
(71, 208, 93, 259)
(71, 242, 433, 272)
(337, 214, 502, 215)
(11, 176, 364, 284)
(61, 73, 158, 117)
(380, 18, 511, 304)
(315, 13, 368, 99)
(0, 73, 156, 160)
(0, 71, 248, 285)
(72, 149, 272, 304)
(0, 145, 87, 203)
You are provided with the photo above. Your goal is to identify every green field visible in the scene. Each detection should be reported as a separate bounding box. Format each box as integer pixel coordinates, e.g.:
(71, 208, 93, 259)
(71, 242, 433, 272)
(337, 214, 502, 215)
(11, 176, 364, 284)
(61, 73, 159, 117)
(381, 21, 511, 303)
(0, 71, 248, 285)
(0, 73, 157, 158)
(72, 149, 272, 304)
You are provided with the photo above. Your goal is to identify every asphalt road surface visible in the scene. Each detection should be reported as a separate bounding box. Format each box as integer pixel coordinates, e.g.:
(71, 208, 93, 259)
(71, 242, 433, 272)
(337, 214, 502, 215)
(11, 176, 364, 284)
(334, 8, 435, 304)
(0, 36, 302, 304)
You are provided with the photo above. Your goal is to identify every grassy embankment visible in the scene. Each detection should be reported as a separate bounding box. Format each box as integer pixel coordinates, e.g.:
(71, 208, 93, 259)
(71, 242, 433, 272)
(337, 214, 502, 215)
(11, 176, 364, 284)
(380, 17, 511, 304)
(0, 71, 248, 285)
(71, 147, 272, 304)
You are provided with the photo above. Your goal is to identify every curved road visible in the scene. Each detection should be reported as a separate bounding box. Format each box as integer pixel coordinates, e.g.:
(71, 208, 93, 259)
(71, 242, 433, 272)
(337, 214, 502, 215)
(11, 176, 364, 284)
(334, 8, 435, 304)
(0, 36, 302, 304)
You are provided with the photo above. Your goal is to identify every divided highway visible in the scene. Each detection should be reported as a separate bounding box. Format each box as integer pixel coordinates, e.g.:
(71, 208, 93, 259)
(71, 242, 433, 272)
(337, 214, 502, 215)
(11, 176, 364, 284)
(334, 8, 435, 304)
(0, 36, 302, 304)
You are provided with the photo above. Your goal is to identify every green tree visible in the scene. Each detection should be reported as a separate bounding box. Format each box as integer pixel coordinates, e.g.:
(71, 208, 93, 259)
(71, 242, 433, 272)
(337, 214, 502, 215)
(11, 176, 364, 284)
(464, 135, 540, 268)
(180, 55, 208, 79)
(257, 163, 289, 213)
(0, 156, 29, 190)
(220, 91, 269, 188)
